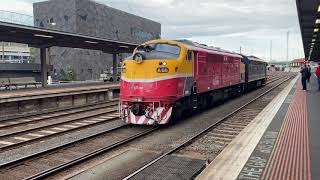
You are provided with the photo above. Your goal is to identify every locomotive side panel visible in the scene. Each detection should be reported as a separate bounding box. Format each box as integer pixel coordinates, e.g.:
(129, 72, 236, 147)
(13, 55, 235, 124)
(194, 51, 242, 94)
(221, 56, 241, 87)
(207, 53, 223, 90)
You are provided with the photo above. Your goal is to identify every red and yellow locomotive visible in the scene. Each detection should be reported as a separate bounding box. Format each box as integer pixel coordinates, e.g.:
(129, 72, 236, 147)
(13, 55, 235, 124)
(120, 39, 266, 125)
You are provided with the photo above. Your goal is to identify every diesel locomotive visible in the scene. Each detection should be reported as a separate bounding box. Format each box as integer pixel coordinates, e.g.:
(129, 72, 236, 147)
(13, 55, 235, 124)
(120, 39, 267, 125)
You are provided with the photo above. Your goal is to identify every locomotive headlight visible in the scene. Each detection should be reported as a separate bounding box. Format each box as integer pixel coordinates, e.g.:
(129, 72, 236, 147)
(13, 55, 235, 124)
(133, 53, 144, 63)
(157, 67, 169, 73)
(159, 62, 167, 66)
(121, 68, 127, 73)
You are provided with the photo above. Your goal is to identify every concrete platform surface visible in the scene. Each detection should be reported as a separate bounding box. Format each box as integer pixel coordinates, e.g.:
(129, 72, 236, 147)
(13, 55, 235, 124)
(197, 75, 320, 180)
(0, 83, 119, 103)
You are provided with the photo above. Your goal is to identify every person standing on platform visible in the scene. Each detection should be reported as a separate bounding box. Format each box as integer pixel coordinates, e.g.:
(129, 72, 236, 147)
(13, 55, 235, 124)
(307, 65, 312, 83)
(300, 65, 308, 90)
(316, 63, 320, 91)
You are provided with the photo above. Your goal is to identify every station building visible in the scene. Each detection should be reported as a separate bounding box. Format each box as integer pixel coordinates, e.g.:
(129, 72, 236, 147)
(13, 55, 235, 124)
(33, 0, 161, 81)
(290, 58, 306, 67)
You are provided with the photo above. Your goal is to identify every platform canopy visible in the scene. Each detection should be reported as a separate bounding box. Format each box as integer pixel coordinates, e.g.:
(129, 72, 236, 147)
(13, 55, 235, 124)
(0, 21, 139, 87)
(0, 21, 137, 53)
(297, 0, 320, 62)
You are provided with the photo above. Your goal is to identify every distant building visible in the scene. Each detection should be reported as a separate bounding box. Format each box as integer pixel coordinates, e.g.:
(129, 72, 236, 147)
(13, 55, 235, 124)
(0, 10, 33, 64)
(0, 42, 31, 63)
(290, 58, 306, 67)
(33, 0, 161, 81)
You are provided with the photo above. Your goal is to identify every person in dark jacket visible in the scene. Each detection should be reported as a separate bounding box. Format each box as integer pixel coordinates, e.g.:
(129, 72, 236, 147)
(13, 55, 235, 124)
(307, 65, 312, 83)
(300, 65, 308, 90)
(316, 63, 320, 91)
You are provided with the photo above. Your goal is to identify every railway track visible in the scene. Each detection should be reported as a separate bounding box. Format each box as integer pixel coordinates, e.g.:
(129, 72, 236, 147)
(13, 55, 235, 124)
(0, 103, 121, 151)
(0, 73, 295, 180)
(0, 124, 158, 180)
(0, 99, 119, 128)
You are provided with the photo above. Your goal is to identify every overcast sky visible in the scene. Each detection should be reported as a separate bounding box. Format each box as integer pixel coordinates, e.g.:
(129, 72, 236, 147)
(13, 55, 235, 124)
(1, 0, 304, 61)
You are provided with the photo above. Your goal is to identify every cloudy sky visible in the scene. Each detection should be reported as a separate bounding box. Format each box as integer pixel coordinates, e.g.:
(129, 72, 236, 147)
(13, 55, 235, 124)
(1, 0, 304, 61)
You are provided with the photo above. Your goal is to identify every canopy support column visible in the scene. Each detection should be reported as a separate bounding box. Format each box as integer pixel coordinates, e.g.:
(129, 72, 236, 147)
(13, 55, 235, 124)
(40, 48, 48, 87)
(112, 53, 118, 82)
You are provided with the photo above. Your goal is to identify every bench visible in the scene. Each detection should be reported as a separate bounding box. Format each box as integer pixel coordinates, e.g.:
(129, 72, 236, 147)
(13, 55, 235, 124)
(0, 78, 11, 89)
(8, 77, 41, 89)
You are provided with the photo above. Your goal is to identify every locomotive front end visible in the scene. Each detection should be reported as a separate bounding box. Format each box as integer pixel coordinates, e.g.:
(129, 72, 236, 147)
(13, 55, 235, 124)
(120, 40, 190, 125)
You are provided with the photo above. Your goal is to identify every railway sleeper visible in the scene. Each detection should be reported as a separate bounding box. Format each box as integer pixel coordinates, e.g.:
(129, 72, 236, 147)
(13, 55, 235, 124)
(211, 136, 233, 143)
(221, 123, 246, 128)
(211, 133, 235, 139)
(213, 129, 239, 135)
(216, 126, 242, 132)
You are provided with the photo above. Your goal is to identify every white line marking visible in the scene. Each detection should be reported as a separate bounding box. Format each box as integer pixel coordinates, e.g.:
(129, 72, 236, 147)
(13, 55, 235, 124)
(21, 119, 32, 122)
(82, 120, 98, 123)
(40, 130, 56, 134)
(52, 127, 68, 131)
(0, 141, 14, 145)
(14, 137, 31, 141)
(27, 133, 44, 137)
(7, 122, 18, 124)
(99, 116, 114, 119)
(73, 123, 87, 126)
(91, 118, 105, 121)
(108, 114, 120, 117)
(63, 125, 78, 128)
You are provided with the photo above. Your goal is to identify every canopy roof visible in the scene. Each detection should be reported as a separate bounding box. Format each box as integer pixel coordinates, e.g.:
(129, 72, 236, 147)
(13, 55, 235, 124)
(297, 0, 320, 61)
(0, 21, 137, 53)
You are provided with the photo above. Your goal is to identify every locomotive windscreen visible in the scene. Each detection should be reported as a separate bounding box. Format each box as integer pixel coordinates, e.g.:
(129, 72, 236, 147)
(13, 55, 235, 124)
(136, 43, 181, 60)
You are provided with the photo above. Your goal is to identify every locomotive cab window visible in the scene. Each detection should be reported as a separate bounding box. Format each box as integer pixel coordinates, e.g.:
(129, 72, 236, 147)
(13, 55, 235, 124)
(135, 43, 181, 60)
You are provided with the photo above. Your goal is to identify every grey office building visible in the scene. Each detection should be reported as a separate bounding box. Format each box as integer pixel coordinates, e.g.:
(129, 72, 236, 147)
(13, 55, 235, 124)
(33, 0, 161, 81)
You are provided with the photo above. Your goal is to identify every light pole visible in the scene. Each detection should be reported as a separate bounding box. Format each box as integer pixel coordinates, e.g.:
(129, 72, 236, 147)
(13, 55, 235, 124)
(286, 31, 290, 61)
(1, 42, 4, 61)
(270, 40, 273, 61)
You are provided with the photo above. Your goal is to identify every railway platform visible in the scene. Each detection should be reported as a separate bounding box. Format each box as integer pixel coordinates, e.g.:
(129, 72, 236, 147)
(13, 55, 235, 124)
(197, 74, 320, 180)
(0, 82, 120, 120)
(0, 82, 119, 102)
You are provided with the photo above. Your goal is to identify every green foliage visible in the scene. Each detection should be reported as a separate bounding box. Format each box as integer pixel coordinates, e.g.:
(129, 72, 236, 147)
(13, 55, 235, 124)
(60, 65, 76, 81)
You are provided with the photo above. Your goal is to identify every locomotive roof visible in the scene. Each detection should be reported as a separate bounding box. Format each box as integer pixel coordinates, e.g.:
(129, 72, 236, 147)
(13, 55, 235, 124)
(244, 55, 268, 64)
(175, 39, 242, 57)
(142, 39, 242, 58)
